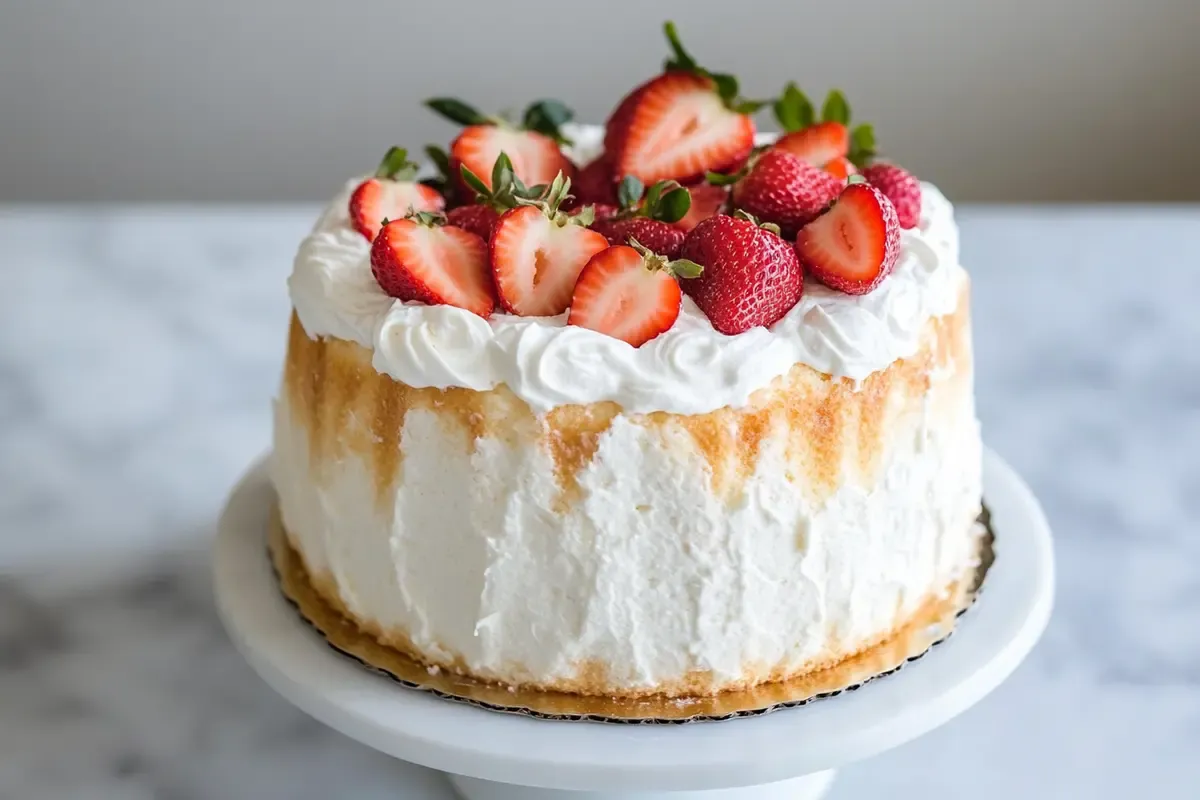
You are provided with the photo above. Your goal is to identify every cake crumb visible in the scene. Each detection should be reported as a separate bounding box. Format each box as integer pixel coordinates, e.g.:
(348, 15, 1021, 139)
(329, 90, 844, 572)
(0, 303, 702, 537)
(427, 665, 441, 676)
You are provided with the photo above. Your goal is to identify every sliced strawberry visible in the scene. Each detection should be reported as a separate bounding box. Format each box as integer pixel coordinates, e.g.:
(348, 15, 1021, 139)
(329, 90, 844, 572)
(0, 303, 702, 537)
(774, 122, 850, 168)
(730, 149, 844, 238)
(676, 182, 727, 232)
(822, 157, 856, 180)
(861, 162, 922, 229)
(349, 147, 445, 241)
(605, 23, 759, 185)
(370, 215, 495, 318)
(795, 180, 901, 295)
(611, 72, 755, 185)
(446, 204, 500, 242)
(426, 98, 576, 196)
(679, 213, 804, 335)
(591, 217, 686, 258)
(568, 244, 701, 346)
(490, 175, 609, 316)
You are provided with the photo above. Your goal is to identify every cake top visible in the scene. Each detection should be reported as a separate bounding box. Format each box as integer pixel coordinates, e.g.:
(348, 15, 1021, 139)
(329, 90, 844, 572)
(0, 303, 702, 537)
(289, 22, 966, 415)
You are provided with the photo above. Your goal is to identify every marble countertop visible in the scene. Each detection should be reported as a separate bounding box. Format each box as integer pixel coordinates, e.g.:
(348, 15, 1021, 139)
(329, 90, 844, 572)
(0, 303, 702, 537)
(2, 203, 1198, 798)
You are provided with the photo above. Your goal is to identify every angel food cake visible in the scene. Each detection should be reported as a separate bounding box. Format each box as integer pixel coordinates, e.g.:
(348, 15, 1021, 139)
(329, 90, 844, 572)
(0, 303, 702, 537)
(272, 23, 982, 698)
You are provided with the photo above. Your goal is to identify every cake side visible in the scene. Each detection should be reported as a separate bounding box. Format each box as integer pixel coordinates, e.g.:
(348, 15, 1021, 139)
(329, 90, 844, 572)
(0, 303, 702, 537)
(272, 277, 980, 697)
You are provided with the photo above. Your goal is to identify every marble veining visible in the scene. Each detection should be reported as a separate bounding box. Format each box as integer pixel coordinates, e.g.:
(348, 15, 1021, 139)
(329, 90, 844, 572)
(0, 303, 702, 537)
(1, 204, 1199, 798)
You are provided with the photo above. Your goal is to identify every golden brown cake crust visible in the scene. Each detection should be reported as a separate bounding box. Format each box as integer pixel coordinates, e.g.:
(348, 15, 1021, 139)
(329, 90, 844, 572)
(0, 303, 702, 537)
(282, 281, 971, 512)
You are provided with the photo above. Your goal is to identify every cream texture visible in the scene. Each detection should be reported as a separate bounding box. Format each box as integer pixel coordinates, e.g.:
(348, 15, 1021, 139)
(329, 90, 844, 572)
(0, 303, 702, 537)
(288, 124, 966, 415)
(271, 330, 982, 691)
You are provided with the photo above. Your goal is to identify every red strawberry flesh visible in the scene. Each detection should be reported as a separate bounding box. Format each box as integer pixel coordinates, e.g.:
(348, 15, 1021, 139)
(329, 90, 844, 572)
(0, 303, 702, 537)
(567, 245, 682, 347)
(795, 182, 901, 295)
(490, 206, 609, 316)
(370, 219, 495, 318)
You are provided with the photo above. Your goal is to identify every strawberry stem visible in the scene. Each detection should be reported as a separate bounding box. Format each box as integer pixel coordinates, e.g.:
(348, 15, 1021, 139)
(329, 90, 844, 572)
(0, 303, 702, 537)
(733, 209, 782, 237)
(522, 99, 575, 145)
(629, 238, 704, 280)
(662, 21, 699, 72)
(425, 98, 495, 127)
(374, 147, 420, 181)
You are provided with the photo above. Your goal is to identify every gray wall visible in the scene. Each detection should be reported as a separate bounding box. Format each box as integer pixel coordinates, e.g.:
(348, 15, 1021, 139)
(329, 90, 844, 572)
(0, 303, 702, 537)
(2, 0, 1198, 203)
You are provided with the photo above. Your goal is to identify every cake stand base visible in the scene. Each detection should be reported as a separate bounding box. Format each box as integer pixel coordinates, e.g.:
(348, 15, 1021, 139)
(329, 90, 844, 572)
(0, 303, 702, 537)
(215, 447, 1053, 800)
(448, 769, 836, 800)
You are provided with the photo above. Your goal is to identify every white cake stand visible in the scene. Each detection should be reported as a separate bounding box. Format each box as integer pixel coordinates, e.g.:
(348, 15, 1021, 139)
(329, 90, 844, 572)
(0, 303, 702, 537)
(214, 448, 1053, 800)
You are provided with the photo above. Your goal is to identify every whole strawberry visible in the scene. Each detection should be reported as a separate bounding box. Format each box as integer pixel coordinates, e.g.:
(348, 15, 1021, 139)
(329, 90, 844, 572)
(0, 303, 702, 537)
(727, 149, 844, 238)
(860, 163, 922, 229)
(572, 155, 619, 206)
(590, 176, 692, 258)
(446, 205, 500, 242)
(678, 212, 804, 335)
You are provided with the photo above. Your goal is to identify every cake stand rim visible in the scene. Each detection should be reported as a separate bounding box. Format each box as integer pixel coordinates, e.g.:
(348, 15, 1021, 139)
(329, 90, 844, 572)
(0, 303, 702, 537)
(213, 446, 1054, 792)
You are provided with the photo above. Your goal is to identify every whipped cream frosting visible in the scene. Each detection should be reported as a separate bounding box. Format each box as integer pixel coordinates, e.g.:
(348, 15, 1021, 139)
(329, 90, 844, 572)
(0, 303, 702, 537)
(289, 124, 966, 415)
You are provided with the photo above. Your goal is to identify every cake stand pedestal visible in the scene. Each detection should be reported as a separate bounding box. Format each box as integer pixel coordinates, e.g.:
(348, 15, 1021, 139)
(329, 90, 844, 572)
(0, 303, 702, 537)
(214, 448, 1053, 800)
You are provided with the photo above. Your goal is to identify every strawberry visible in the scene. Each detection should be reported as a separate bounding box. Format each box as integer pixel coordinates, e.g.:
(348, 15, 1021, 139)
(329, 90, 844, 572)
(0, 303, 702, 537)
(568, 243, 703, 347)
(861, 162, 922, 229)
(446, 205, 499, 242)
(678, 212, 804, 335)
(349, 147, 445, 241)
(605, 22, 761, 185)
(676, 182, 728, 232)
(771, 85, 876, 171)
(426, 98, 576, 198)
(775, 122, 850, 169)
(822, 157, 856, 180)
(590, 176, 692, 257)
(446, 153, 545, 242)
(592, 217, 686, 258)
(726, 149, 844, 238)
(795, 178, 901, 295)
(490, 174, 609, 316)
(573, 155, 619, 206)
(370, 213, 495, 318)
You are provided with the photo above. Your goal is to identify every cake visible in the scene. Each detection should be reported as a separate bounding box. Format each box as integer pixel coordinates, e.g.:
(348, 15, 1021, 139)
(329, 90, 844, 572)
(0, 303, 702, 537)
(271, 23, 982, 699)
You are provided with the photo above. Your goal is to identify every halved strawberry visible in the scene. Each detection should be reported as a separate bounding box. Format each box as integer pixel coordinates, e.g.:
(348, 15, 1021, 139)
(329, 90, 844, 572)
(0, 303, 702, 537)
(490, 174, 609, 316)
(446, 153, 545, 242)
(729, 149, 844, 238)
(605, 23, 761, 185)
(771, 85, 876, 172)
(794, 178, 901, 296)
(678, 212, 804, 335)
(349, 147, 445, 241)
(426, 98, 576, 197)
(568, 243, 702, 346)
(676, 182, 728, 232)
(775, 122, 850, 168)
(860, 162, 922, 229)
(822, 157, 856, 180)
(370, 213, 495, 318)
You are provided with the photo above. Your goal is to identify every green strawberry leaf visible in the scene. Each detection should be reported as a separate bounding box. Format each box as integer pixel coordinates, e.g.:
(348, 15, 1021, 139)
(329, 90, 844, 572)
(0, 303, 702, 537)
(424, 145, 452, 178)
(668, 258, 704, 280)
(459, 164, 492, 199)
(522, 99, 575, 145)
(821, 90, 851, 125)
(705, 170, 743, 187)
(662, 20, 699, 72)
(655, 187, 692, 223)
(425, 98, 491, 127)
(490, 152, 516, 195)
(711, 73, 740, 104)
(773, 82, 816, 132)
(849, 123, 877, 167)
(617, 175, 644, 210)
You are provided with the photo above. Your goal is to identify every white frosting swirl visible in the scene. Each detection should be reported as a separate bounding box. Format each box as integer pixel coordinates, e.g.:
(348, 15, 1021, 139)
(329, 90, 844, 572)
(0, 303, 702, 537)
(288, 124, 967, 414)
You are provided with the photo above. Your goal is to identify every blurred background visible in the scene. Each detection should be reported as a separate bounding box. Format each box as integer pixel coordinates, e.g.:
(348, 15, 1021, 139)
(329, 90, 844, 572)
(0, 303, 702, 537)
(2, 0, 1199, 203)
